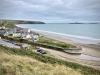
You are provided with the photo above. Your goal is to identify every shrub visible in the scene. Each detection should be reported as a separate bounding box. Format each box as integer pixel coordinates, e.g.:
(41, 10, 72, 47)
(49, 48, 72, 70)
(8, 34, 13, 36)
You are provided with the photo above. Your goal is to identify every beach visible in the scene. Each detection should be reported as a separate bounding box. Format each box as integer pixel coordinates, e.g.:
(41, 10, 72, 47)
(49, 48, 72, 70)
(38, 33, 100, 70)
(16, 24, 100, 70)
(42, 34, 100, 57)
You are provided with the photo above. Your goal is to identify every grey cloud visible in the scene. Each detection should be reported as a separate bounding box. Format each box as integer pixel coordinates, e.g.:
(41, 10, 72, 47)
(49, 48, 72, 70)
(0, 0, 100, 23)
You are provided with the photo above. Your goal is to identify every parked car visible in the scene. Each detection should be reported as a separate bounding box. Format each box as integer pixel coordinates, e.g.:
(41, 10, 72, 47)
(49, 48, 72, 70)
(37, 49, 47, 54)
(14, 43, 18, 45)
(37, 49, 43, 52)
(16, 43, 21, 46)
(41, 51, 47, 54)
(5, 40, 10, 42)
(5, 40, 12, 43)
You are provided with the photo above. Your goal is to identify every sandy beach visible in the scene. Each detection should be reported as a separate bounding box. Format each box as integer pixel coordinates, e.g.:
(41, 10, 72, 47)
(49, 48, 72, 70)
(39, 34, 100, 70)
(15, 25, 100, 70)
(42, 34, 100, 57)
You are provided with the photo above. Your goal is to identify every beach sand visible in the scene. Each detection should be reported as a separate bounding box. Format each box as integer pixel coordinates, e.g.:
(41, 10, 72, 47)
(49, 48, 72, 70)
(40, 34, 100, 70)
(15, 26, 100, 70)
(42, 34, 100, 57)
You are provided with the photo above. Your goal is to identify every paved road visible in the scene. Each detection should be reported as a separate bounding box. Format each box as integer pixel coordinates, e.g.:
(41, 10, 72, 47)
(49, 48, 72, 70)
(0, 39, 20, 48)
(40, 47, 100, 61)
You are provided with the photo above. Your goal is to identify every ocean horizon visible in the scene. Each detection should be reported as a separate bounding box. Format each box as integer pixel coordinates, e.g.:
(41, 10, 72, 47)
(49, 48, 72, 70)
(16, 23, 100, 44)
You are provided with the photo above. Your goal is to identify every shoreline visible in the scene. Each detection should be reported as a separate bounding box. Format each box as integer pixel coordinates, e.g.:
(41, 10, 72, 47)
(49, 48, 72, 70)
(16, 24, 100, 44)
(16, 24, 100, 57)
(39, 34, 100, 70)
(41, 34, 100, 57)
(15, 25, 100, 70)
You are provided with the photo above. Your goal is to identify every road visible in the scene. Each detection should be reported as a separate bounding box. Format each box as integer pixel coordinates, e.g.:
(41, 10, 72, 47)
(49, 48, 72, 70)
(0, 39, 20, 48)
(40, 47, 100, 61)
(40, 47, 100, 70)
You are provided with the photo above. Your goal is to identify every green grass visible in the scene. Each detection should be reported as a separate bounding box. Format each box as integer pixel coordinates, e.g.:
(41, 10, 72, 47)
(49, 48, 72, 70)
(0, 45, 100, 75)
(37, 37, 76, 48)
(0, 49, 82, 75)
(13, 36, 21, 39)
(28, 45, 37, 51)
(0, 21, 17, 29)
(8, 34, 13, 36)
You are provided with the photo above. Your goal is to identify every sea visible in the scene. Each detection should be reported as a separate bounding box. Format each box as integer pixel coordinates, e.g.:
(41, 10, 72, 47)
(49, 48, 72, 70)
(16, 23, 100, 44)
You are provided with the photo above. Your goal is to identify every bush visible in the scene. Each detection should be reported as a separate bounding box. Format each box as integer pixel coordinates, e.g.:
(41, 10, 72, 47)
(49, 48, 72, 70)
(8, 34, 13, 36)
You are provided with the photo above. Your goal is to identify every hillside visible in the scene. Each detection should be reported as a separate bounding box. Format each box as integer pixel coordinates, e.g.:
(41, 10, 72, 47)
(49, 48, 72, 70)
(0, 46, 82, 75)
(0, 45, 100, 75)
(0, 19, 45, 29)
(0, 21, 17, 29)
(0, 19, 45, 24)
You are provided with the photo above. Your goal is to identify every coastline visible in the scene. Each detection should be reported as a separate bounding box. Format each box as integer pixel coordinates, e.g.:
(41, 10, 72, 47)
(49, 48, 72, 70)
(39, 34, 100, 70)
(15, 25, 100, 70)
(41, 34, 100, 57)
(30, 28, 100, 45)
(16, 24, 100, 57)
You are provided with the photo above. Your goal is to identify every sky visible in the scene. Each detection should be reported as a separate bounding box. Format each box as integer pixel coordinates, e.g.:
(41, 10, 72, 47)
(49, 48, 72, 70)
(0, 0, 100, 23)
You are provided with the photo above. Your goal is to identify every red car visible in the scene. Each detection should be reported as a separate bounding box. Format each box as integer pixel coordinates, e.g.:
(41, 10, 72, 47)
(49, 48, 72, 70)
(16, 43, 21, 46)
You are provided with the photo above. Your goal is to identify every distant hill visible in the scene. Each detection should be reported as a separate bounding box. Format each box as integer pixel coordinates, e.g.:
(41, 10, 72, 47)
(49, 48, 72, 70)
(0, 19, 45, 24)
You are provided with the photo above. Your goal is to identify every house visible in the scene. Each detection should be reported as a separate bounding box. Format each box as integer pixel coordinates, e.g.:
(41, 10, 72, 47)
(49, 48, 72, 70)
(25, 34, 31, 38)
(0, 26, 5, 29)
(22, 28, 30, 33)
(11, 28, 17, 33)
(3, 28, 16, 36)
(0, 29, 6, 35)
(31, 34, 39, 42)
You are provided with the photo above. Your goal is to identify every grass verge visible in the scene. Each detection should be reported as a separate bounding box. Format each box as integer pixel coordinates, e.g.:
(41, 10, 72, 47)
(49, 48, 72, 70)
(37, 36, 76, 48)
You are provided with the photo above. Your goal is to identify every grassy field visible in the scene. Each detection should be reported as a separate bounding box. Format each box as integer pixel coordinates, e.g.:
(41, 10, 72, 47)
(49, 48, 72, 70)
(37, 36, 76, 48)
(0, 46, 82, 75)
(0, 45, 100, 75)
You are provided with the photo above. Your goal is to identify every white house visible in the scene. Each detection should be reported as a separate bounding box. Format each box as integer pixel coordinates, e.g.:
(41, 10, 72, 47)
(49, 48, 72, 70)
(0, 26, 5, 29)
(31, 34, 39, 41)
(22, 28, 30, 33)
(21, 34, 31, 39)
(13, 33, 21, 37)
(25, 34, 31, 38)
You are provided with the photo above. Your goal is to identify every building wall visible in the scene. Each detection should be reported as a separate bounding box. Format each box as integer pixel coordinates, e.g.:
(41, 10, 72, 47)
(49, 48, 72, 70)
(13, 33, 21, 37)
